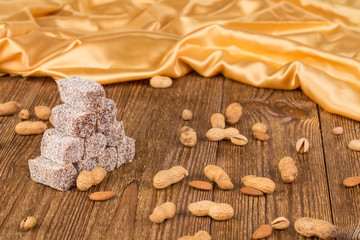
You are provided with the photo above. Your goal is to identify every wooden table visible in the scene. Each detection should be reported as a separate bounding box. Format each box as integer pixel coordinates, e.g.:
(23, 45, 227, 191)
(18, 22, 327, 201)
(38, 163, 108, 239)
(0, 74, 359, 240)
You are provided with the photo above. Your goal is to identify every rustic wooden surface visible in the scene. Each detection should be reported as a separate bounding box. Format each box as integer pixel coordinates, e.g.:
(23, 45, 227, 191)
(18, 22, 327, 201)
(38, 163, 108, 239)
(0, 73, 359, 240)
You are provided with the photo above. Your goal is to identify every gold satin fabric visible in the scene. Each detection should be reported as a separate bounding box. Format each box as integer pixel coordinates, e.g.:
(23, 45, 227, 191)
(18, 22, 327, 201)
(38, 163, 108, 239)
(1, 0, 360, 120)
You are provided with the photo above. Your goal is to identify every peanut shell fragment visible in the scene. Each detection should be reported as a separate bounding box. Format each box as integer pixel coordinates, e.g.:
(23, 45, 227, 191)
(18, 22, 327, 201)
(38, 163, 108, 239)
(20, 216, 36, 231)
(225, 102, 242, 124)
(180, 126, 197, 147)
(182, 109, 193, 120)
(204, 165, 234, 190)
(332, 127, 343, 135)
(252, 225, 272, 239)
(296, 138, 309, 153)
(153, 166, 188, 189)
(150, 76, 173, 88)
(294, 217, 340, 239)
(271, 217, 290, 230)
(18, 109, 30, 120)
(230, 134, 248, 146)
(15, 121, 47, 135)
(0, 101, 20, 116)
(189, 181, 213, 191)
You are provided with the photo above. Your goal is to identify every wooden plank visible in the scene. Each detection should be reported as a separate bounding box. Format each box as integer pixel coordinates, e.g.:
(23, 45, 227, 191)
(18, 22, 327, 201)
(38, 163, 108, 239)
(0, 74, 341, 239)
(0, 77, 56, 239)
(318, 107, 360, 240)
(0, 74, 224, 239)
(211, 78, 333, 239)
(83, 74, 224, 240)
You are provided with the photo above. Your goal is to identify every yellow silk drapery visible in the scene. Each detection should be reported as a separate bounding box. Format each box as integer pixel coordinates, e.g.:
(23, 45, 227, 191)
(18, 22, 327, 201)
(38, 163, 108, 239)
(1, 0, 360, 120)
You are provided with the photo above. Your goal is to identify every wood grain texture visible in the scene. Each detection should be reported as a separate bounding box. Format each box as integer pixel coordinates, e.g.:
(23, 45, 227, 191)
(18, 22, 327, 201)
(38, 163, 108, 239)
(0, 73, 358, 239)
(318, 107, 360, 240)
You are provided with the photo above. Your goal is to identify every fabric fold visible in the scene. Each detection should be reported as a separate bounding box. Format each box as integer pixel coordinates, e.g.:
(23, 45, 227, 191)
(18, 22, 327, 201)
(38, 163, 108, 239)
(0, 0, 360, 120)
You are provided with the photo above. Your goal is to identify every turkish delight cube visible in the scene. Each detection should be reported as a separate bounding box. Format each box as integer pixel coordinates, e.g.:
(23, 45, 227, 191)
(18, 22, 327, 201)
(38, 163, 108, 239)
(29, 156, 77, 191)
(51, 104, 96, 138)
(84, 132, 107, 159)
(56, 76, 105, 112)
(73, 158, 98, 172)
(116, 136, 135, 167)
(96, 98, 116, 132)
(104, 121, 125, 146)
(97, 147, 117, 172)
(41, 128, 84, 165)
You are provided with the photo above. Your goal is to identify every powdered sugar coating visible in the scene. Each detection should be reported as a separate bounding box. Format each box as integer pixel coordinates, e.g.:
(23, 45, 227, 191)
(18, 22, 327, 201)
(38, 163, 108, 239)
(73, 158, 98, 173)
(51, 104, 96, 138)
(97, 98, 116, 132)
(116, 136, 135, 167)
(41, 128, 84, 165)
(84, 132, 107, 159)
(97, 147, 117, 172)
(29, 156, 77, 191)
(57, 76, 105, 112)
(104, 121, 125, 146)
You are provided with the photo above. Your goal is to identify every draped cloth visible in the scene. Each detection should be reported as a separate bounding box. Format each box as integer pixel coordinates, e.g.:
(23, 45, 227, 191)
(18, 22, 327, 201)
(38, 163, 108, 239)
(1, 0, 360, 120)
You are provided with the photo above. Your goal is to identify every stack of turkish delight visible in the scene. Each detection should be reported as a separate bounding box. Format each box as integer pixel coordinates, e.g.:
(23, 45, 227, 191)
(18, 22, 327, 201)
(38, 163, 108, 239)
(28, 77, 135, 191)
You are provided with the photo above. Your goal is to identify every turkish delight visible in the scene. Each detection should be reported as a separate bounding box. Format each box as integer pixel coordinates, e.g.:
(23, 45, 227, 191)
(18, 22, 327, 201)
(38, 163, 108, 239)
(28, 156, 77, 191)
(41, 128, 84, 165)
(116, 136, 135, 167)
(73, 158, 98, 172)
(51, 104, 96, 138)
(97, 147, 117, 172)
(104, 121, 125, 146)
(57, 76, 105, 112)
(97, 98, 116, 132)
(84, 132, 107, 159)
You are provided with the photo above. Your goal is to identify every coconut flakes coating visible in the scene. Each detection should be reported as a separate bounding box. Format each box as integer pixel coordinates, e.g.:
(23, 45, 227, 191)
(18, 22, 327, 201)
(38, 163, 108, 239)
(57, 76, 105, 112)
(116, 136, 135, 167)
(41, 128, 84, 165)
(51, 104, 96, 138)
(104, 120, 125, 147)
(84, 132, 107, 159)
(29, 156, 77, 191)
(97, 98, 117, 132)
(73, 158, 98, 173)
(97, 147, 117, 172)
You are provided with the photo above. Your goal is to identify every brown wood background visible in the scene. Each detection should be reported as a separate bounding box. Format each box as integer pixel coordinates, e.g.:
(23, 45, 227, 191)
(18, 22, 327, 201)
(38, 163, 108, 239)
(0, 73, 359, 239)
